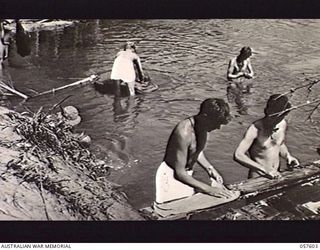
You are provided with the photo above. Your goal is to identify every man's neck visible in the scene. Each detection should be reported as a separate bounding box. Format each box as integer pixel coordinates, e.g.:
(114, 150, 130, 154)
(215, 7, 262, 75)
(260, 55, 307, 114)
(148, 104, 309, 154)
(194, 114, 212, 133)
(262, 116, 283, 129)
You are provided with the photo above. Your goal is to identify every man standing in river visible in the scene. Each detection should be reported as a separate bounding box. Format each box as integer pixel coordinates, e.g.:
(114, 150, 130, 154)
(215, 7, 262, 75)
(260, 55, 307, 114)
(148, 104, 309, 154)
(110, 41, 145, 96)
(234, 94, 300, 179)
(0, 20, 11, 70)
(227, 46, 254, 92)
(155, 98, 238, 204)
(226, 46, 254, 115)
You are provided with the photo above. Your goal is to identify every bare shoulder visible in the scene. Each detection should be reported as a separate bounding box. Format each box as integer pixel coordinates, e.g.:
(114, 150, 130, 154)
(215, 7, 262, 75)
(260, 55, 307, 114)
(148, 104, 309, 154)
(251, 119, 261, 129)
(246, 121, 259, 135)
(229, 57, 236, 65)
(244, 58, 251, 65)
(174, 119, 192, 139)
(279, 119, 287, 128)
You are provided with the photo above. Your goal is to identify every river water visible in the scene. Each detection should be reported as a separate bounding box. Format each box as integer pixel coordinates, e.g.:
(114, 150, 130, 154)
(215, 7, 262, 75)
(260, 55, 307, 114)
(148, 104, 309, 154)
(2, 19, 320, 210)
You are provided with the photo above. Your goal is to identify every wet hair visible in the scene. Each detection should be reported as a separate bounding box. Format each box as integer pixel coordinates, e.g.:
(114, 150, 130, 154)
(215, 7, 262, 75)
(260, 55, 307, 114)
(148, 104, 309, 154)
(240, 46, 252, 57)
(199, 98, 231, 123)
(264, 94, 292, 116)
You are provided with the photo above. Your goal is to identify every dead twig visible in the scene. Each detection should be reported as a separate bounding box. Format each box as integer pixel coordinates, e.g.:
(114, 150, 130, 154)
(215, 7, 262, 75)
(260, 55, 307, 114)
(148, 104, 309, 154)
(275, 79, 320, 100)
(270, 98, 320, 117)
(305, 102, 320, 122)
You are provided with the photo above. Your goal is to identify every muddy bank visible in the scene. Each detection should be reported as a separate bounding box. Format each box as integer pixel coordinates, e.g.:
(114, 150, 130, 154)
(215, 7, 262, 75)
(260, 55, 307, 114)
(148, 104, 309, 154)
(0, 106, 144, 220)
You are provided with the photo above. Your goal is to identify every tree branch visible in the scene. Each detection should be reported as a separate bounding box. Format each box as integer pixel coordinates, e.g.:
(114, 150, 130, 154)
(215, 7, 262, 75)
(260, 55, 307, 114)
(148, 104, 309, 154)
(305, 102, 320, 122)
(275, 79, 320, 100)
(269, 98, 320, 117)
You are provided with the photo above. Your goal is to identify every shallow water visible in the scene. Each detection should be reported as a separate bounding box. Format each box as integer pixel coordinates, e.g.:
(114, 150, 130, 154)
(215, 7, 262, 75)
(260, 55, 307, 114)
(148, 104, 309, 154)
(2, 19, 320, 209)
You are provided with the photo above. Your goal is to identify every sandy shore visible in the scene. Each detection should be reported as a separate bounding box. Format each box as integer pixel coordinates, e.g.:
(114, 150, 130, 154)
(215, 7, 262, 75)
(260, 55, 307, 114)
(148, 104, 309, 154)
(0, 106, 144, 220)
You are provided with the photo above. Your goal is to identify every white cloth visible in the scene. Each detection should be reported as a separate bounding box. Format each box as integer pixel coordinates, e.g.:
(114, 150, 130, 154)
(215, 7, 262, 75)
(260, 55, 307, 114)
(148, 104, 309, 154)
(155, 161, 194, 203)
(110, 50, 140, 83)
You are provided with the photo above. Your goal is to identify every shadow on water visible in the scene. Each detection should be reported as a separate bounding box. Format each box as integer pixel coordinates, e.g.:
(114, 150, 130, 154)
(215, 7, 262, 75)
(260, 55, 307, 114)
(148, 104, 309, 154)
(94, 79, 131, 98)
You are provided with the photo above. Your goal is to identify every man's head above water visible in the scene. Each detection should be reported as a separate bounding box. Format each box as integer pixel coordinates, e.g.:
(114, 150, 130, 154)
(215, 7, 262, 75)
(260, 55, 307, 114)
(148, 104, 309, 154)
(198, 98, 231, 131)
(238, 46, 252, 60)
(264, 94, 292, 117)
(123, 41, 136, 52)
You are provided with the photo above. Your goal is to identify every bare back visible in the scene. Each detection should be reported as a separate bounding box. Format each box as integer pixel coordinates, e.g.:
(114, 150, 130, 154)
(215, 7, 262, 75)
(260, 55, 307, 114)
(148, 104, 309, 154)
(164, 117, 207, 171)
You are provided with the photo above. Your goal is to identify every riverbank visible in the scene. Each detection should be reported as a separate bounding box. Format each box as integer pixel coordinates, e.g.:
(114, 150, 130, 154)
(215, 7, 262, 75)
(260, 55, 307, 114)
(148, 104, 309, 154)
(0, 105, 144, 220)
(4, 19, 77, 32)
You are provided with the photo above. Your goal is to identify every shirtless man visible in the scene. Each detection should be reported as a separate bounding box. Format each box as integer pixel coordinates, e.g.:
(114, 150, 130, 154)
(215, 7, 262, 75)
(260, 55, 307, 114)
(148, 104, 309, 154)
(234, 94, 300, 179)
(0, 20, 10, 70)
(155, 98, 237, 204)
(110, 41, 145, 96)
(227, 46, 254, 93)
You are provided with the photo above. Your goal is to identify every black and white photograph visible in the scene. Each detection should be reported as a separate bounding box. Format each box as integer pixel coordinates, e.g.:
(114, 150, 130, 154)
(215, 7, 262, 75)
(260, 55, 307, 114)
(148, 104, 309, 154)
(0, 16, 320, 242)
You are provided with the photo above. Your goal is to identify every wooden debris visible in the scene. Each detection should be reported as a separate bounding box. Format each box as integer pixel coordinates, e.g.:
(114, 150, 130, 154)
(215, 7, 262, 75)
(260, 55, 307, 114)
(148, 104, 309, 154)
(0, 81, 28, 99)
(228, 162, 320, 195)
(32, 75, 98, 98)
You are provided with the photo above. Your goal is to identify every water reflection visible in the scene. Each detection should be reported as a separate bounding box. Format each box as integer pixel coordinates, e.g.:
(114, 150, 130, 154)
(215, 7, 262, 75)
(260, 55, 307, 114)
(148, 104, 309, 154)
(227, 85, 247, 115)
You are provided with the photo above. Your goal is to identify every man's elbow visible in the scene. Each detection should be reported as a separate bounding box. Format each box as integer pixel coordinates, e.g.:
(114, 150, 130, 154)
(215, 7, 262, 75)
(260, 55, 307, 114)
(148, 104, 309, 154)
(234, 150, 244, 163)
(174, 170, 187, 182)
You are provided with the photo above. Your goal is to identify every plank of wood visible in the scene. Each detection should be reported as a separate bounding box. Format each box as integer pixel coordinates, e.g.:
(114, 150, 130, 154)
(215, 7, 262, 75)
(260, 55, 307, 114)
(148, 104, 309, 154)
(217, 178, 320, 220)
(228, 161, 320, 195)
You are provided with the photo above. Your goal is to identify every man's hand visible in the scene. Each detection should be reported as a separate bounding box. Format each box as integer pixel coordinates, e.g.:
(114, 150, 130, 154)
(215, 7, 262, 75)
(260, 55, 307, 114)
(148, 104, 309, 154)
(204, 186, 236, 199)
(244, 73, 253, 79)
(264, 168, 281, 179)
(287, 155, 300, 169)
(207, 167, 224, 184)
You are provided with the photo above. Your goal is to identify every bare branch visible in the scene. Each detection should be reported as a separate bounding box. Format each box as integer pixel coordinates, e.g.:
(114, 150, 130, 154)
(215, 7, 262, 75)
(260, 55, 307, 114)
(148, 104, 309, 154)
(305, 102, 320, 122)
(269, 98, 320, 117)
(275, 79, 320, 100)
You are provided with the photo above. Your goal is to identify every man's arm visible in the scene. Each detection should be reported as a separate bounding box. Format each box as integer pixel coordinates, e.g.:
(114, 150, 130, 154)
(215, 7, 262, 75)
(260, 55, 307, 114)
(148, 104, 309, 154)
(167, 125, 232, 198)
(234, 124, 278, 178)
(133, 54, 144, 80)
(227, 59, 244, 80)
(245, 59, 254, 78)
(279, 120, 300, 168)
(0, 22, 4, 41)
(197, 151, 223, 184)
(280, 143, 300, 167)
(170, 128, 213, 192)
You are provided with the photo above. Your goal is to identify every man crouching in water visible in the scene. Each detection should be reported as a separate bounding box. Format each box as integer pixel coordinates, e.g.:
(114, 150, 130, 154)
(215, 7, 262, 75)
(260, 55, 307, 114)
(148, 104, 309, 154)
(155, 98, 238, 204)
(110, 41, 145, 96)
(234, 94, 300, 179)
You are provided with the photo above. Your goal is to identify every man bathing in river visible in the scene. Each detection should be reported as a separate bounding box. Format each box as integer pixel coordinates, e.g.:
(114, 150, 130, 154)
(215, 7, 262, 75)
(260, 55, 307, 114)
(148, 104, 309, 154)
(227, 46, 254, 93)
(234, 94, 300, 179)
(155, 98, 238, 204)
(0, 20, 11, 70)
(110, 41, 145, 96)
